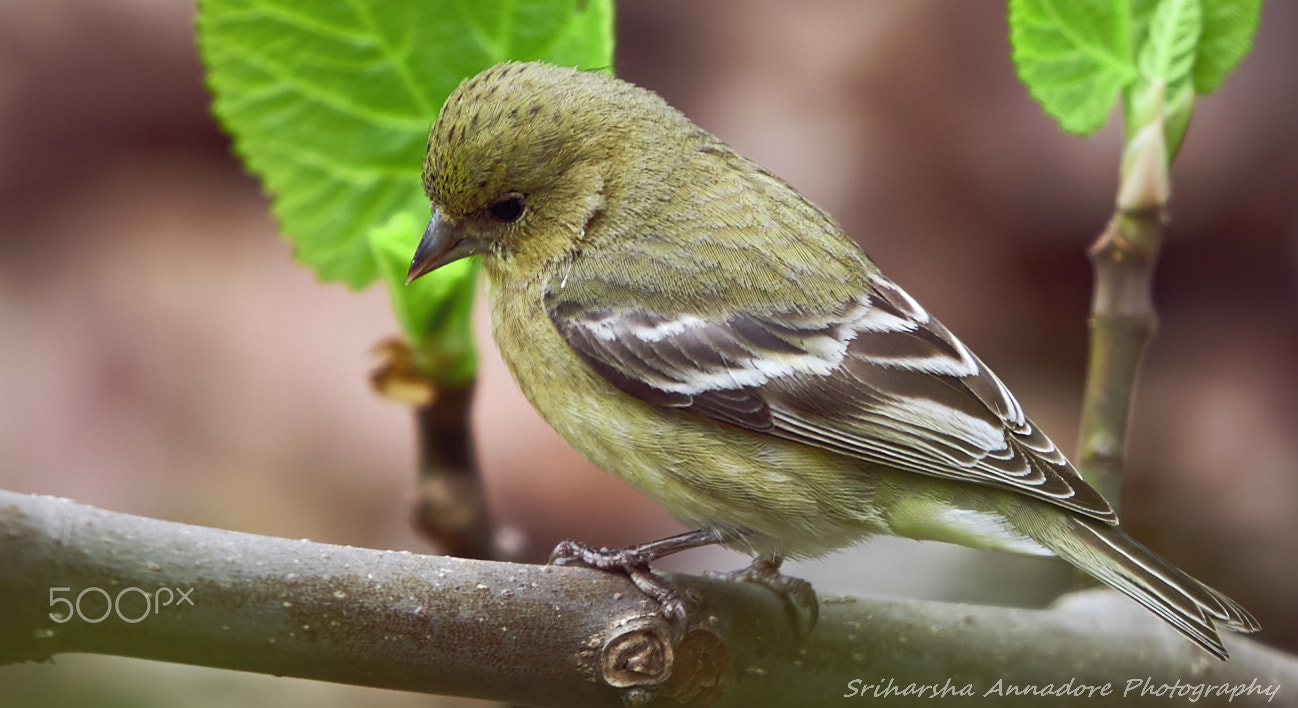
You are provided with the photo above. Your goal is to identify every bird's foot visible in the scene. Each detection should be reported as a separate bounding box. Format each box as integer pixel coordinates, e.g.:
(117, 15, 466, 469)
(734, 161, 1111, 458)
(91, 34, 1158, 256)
(707, 556, 819, 635)
(549, 539, 688, 623)
(548, 529, 721, 627)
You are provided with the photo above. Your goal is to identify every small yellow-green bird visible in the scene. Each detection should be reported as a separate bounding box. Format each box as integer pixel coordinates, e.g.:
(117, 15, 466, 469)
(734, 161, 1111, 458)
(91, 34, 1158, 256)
(407, 61, 1257, 659)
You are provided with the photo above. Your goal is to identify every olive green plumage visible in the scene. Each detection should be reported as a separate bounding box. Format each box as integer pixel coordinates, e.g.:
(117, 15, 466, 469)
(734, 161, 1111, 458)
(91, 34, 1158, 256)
(408, 61, 1257, 659)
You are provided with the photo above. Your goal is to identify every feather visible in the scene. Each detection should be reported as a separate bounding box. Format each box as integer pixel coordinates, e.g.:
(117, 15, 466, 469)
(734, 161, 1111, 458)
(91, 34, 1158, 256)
(547, 267, 1116, 523)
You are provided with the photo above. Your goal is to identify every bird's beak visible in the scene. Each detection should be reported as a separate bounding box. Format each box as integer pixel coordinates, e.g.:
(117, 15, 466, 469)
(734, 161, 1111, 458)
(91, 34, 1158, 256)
(406, 209, 475, 284)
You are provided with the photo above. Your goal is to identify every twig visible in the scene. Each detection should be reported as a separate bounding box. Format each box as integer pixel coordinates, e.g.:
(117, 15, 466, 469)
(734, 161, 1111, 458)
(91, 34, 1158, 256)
(1076, 118, 1171, 511)
(371, 338, 497, 559)
(1078, 208, 1163, 511)
(411, 382, 496, 559)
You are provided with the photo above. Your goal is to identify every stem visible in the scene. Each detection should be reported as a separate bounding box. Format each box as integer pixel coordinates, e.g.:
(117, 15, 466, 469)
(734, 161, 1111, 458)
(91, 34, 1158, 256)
(1077, 208, 1164, 512)
(412, 381, 497, 559)
(1075, 103, 1171, 513)
(370, 338, 497, 559)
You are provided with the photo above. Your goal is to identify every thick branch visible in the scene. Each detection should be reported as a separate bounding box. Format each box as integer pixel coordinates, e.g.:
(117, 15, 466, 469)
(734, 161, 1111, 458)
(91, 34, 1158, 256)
(2, 491, 1294, 707)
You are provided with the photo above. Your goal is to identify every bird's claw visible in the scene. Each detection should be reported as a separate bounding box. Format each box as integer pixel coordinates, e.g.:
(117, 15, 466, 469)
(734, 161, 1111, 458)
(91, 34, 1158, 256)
(706, 557, 819, 635)
(549, 539, 689, 628)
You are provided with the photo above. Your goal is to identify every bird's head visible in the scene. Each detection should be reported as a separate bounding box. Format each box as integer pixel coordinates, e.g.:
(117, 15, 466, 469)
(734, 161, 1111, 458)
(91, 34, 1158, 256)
(407, 61, 693, 284)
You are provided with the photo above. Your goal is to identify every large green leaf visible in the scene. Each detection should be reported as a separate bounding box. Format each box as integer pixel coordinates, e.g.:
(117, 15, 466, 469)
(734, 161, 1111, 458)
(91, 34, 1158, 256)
(199, 0, 613, 288)
(198, 0, 614, 384)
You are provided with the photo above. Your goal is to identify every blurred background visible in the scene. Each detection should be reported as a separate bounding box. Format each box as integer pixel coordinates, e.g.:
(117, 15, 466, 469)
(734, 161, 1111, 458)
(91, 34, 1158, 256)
(2, 1, 1295, 705)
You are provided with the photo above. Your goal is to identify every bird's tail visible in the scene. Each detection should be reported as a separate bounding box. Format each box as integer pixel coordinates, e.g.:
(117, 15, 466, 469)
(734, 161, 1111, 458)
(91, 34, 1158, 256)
(1041, 516, 1259, 660)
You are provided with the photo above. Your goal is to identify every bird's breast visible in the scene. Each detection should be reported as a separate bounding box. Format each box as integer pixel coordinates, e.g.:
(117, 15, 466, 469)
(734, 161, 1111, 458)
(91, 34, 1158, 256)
(480, 269, 889, 558)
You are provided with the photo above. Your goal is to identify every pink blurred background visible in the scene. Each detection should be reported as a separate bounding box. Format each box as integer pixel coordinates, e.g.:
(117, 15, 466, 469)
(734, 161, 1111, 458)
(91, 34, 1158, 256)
(2, 1, 1295, 705)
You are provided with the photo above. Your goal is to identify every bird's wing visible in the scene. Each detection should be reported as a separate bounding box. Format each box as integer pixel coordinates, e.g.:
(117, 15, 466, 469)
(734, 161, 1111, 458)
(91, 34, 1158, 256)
(545, 269, 1116, 524)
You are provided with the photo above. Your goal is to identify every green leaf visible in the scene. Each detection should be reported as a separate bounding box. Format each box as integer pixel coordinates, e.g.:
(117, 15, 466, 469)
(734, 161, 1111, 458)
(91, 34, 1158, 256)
(370, 212, 477, 386)
(1009, 0, 1144, 135)
(1138, 0, 1202, 93)
(197, 0, 614, 289)
(1194, 0, 1263, 94)
(1011, 0, 1260, 138)
(1127, 0, 1201, 154)
(198, 0, 613, 384)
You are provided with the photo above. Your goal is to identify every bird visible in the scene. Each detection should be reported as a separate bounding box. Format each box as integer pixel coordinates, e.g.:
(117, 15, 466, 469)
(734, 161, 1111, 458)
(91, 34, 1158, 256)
(406, 61, 1258, 659)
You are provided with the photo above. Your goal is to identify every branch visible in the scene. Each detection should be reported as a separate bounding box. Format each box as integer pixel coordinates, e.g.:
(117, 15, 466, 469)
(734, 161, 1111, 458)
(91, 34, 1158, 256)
(2, 490, 1294, 707)
(1078, 208, 1161, 511)
(371, 339, 497, 559)
(409, 382, 497, 559)
(1076, 117, 1171, 510)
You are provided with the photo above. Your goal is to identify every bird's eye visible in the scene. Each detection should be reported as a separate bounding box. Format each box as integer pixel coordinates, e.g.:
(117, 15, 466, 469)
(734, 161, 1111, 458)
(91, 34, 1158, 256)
(488, 194, 526, 223)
